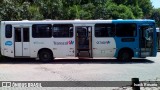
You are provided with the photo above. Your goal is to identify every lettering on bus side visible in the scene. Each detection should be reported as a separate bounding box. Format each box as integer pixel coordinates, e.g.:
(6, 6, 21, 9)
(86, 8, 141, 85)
(53, 40, 74, 45)
(96, 41, 110, 44)
(33, 42, 44, 44)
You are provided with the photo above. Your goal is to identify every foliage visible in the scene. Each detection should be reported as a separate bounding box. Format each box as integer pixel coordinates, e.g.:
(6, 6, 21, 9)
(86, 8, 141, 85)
(0, 0, 157, 22)
(128, 5, 143, 19)
(138, 0, 153, 18)
(106, 3, 135, 19)
(151, 8, 160, 27)
(0, 0, 18, 20)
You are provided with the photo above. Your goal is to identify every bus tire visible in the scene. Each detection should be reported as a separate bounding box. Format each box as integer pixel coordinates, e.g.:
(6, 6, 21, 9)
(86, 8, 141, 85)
(39, 49, 53, 62)
(117, 50, 132, 61)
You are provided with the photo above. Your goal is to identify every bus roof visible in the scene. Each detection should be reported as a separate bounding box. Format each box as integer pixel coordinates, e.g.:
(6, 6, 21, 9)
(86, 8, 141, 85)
(1, 19, 155, 24)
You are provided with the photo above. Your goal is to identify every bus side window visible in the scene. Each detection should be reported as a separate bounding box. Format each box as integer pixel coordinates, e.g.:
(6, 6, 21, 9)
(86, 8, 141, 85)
(53, 24, 73, 38)
(95, 24, 115, 37)
(32, 24, 52, 38)
(15, 28, 21, 42)
(5, 24, 12, 38)
(23, 28, 29, 42)
(116, 23, 136, 37)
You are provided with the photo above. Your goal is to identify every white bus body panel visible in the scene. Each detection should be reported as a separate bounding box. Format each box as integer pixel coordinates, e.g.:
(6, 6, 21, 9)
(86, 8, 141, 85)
(2, 23, 14, 57)
(30, 38, 75, 58)
(14, 42, 30, 56)
(2, 20, 117, 58)
(3, 40, 14, 57)
(92, 21, 116, 57)
(30, 38, 52, 58)
(92, 37, 116, 57)
(52, 38, 75, 57)
(23, 42, 30, 56)
(15, 42, 23, 56)
(0, 23, 3, 55)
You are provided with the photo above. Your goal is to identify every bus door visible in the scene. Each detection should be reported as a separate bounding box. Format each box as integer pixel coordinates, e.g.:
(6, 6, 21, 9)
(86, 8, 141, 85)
(14, 27, 30, 57)
(75, 26, 92, 57)
(139, 25, 154, 57)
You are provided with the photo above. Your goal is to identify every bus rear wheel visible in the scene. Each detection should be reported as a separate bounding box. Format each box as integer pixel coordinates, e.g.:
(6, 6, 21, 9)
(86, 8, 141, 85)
(39, 50, 53, 62)
(117, 50, 132, 61)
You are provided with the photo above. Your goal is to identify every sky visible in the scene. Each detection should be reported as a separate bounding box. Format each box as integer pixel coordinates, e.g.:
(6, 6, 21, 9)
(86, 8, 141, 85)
(151, 0, 160, 8)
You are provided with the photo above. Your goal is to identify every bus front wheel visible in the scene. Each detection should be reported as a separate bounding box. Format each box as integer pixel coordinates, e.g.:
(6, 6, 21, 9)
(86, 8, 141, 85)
(117, 50, 132, 61)
(39, 49, 53, 62)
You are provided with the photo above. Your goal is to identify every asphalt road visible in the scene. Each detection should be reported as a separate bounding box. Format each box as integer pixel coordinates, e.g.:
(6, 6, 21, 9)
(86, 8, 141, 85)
(0, 53, 160, 90)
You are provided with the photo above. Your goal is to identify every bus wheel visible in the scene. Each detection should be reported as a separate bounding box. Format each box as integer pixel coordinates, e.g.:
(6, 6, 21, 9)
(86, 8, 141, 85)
(39, 50, 53, 62)
(118, 50, 132, 61)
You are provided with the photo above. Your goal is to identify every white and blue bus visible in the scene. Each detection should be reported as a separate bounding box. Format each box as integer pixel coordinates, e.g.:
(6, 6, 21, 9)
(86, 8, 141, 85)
(0, 19, 157, 62)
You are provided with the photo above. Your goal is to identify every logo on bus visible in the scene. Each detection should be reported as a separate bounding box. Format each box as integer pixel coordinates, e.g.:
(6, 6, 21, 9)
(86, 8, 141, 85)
(68, 40, 74, 45)
(5, 41, 13, 46)
(53, 40, 74, 45)
(96, 41, 110, 44)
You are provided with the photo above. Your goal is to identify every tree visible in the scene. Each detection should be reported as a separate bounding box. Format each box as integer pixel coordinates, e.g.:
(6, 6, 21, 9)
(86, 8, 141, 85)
(106, 4, 135, 19)
(34, 0, 63, 20)
(0, 0, 156, 20)
(111, 0, 128, 5)
(81, 3, 95, 19)
(0, 1, 19, 20)
(128, 5, 143, 19)
(93, 4, 108, 19)
(67, 5, 81, 19)
(17, 2, 32, 20)
(27, 5, 43, 20)
(151, 8, 160, 27)
(138, 0, 153, 18)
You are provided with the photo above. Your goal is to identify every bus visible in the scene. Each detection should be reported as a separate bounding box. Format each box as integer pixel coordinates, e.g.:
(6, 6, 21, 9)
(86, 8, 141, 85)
(0, 19, 157, 62)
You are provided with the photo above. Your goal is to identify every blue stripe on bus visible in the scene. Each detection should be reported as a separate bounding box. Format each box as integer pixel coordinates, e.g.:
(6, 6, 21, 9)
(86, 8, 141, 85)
(112, 20, 139, 58)
(112, 20, 157, 57)
(113, 37, 139, 58)
(112, 20, 155, 23)
(153, 27, 157, 57)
